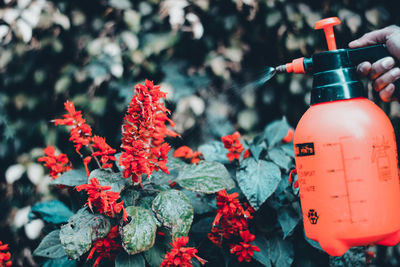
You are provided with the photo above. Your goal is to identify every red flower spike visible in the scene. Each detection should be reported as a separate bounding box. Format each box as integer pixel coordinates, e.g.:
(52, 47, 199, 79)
(90, 136, 117, 169)
(208, 189, 256, 254)
(119, 80, 177, 184)
(87, 225, 121, 267)
(38, 146, 72, 179)
(0, 241, 12, 267)
(221, 132, 245, 162)
(161, 237, 206, 267)
(76, 178, 127, 221)
(229, 230, 260, 262)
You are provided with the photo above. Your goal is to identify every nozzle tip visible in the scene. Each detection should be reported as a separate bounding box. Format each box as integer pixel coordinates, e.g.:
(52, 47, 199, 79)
(275, 65, 287, 73)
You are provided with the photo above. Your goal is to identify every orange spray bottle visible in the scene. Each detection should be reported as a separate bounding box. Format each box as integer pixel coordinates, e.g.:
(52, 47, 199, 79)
(277, 17, 400, 256)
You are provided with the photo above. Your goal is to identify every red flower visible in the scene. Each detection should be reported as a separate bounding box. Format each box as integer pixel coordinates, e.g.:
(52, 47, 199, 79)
(229, 230, 260, 262)
(243, 149, 251, 159)
(161, 237, 206, 267)
(76, 178, 127, 221)
(87, 225, 121, 267)
(54, 101, 116, 174)
(221, 132, 245, 162)
(208, 190, 255, 256)
(0, 241, 12, 267)
(119, 80, 177, 184)
(54, 101, 92, 154)
(173, 146, 203, 164)
(38, 146, 72, 179)
(282, 128, 294, 143)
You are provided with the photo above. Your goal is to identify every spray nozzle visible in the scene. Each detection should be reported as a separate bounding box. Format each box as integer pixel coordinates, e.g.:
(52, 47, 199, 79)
(275, 57, 313, 74)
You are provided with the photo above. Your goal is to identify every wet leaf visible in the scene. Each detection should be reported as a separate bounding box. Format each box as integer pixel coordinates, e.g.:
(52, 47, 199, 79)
(33, 230, 66, 259)
(51, 170, 87, 187)
(264, 117, 290, 148)
(198, 141, 230, 164)
(277, 206, 300, 239)
(176, 161, 235, 194)
(268, 148, 292, 171)
(60, 208, 111, 259)
(152, 190, 194, 239)
(253, 235, 294, 267)
(121, 206, 157, 255)
(144, 232, 172, 267)
(237, 158, 281, 210)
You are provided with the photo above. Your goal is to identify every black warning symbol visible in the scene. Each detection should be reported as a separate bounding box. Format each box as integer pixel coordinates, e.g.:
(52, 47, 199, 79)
(295, 143, 315, 157)
(308, 209, 319, 225)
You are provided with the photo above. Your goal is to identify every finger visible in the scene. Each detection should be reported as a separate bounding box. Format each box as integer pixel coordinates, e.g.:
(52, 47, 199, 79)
(369, 56, 395, 80)
(379, 83, 395, 102)
(349, 26, 397, 48)
(373, 67, 400, 91)
(356, 62, 371, 77)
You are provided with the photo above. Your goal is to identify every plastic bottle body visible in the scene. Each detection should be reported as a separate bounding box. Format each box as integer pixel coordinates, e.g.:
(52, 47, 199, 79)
(294, 97, 400, 256)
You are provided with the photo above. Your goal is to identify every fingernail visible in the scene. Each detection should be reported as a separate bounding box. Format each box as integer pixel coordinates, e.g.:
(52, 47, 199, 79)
(391, 68, 400, 78)
(386, 85, 395, 93)
(382, 57, 395, 69)
(349, 40, 359, 47)
(358, 63, 368, 73)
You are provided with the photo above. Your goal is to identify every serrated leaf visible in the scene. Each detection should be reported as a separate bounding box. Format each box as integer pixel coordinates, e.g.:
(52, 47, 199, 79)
(176, 161, 235, 194)
(152, 190, 194, 239)
(43, 257, 77, 267)
(329, 247, 365, 267)
(144, 232, 172, 267)
(237, 158, 281, 210)
(264, 117, 290, 148)
(30, 200, 73, 224)
(33, 230, 66, 259)
(115, 253, 145, 267)
(60, 208, 111, 259)
(89, 169, 130, 193)
(121, 206, 157, 255)
(277, 207, 300, 239)
(198, 141, 230, 164)
(51, 170, 87, 187)
(268, 148, 292, 171)
(253, 235, 294, 267)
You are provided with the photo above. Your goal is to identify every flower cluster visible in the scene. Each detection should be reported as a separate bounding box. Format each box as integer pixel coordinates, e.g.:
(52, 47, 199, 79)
(53, 101, 116, 175)
(229, 230, 260, 262)
(87, 225, 121, 267)
(38, 146, 72, 179)
(221, 132, 250, 162)
(161, 237, 205, 267)
(173, 146, 202, 164)
(208, 189, 259, 262)
(0, 241, 12, 267)
(119, 80, 178, 184)
(76, 178, 127, 221)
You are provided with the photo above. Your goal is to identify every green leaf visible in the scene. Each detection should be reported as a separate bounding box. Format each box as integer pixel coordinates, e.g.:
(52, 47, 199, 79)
(176, 161, 235, 194)
(198, 141, 230, 164)
(60, 208, 111, 259)
(249, 139, 267, 160)
(89, 169, 130, 193)
(329, 247, 365, 267)
(30, 200, 73, 224)
(277, 207, 300, 239)
(182, 189, 215, 215)
(51, 170, 87, 187)
(121, 206, 157, 255)
(264, 117, 290, 148)
(120, 187, 140, 207)
(144, 232, 172, 267)
(304, 232, 324, 252)
(33, 230, 66, 259)
(280, 143, 295, 158)
(268, 148, 293, 171)
(43, 257, 77, 267)
(152, 189, 194, 239)
(253, 235, 294, 267)
(115, 253, 145, 267)
(237, 158, 281, 210)
(151, 157, 187, 185)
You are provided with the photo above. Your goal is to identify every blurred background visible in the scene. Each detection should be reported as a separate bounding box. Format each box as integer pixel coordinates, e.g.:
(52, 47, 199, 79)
(2, 0, 400, 266)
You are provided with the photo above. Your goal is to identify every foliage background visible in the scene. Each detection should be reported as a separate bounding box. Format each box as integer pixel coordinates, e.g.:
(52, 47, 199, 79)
(2, 0, 400, 266)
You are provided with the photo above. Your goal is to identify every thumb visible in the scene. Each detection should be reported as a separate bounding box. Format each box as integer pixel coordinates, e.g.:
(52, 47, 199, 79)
(349, 26, 397, 48)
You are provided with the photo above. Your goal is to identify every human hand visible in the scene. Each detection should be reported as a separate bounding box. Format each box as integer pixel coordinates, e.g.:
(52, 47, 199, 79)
(349, 25, 400, 102)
